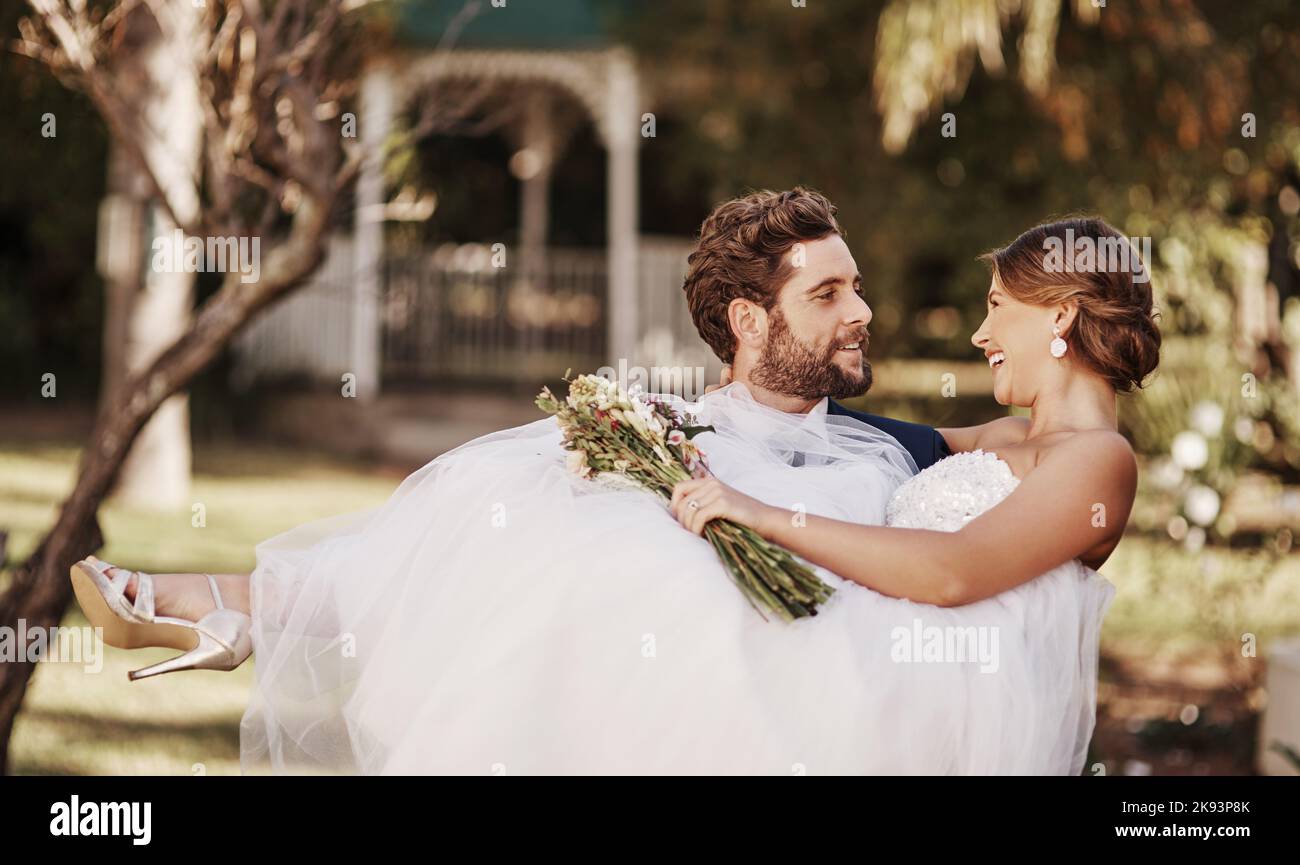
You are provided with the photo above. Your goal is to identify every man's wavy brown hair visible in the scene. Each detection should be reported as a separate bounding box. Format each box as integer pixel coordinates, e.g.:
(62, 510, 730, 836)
(682, 187, 844, 364)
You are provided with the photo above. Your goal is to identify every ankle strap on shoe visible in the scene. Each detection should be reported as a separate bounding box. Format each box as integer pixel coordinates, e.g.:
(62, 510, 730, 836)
(203, 574, 225, 610)
(131, 571, 154, 619)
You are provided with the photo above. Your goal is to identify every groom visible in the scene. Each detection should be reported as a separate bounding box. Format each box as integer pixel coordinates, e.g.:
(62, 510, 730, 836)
(682, 186, 951, 470)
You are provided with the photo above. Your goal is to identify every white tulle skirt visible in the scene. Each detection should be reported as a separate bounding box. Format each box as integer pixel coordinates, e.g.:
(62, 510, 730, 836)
(238, 386, 1112, 775)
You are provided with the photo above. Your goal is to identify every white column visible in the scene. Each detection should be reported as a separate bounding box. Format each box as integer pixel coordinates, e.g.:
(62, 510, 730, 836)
(518, 88, 555, 282)
(112, 1, 203, 509)
(352, 63, 394, 401)
(604, 48, 640, 367)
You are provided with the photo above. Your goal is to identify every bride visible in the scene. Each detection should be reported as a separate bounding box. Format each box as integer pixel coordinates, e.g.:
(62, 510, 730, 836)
(69, 191, 1159, 775)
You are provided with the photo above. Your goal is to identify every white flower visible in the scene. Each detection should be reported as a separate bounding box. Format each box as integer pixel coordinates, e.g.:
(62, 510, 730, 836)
(614, 407, 646, 436)
(1190, 401, 1224, 437)
(1234, 417, 1255, 444)
(1166, 515, 1188, 541)
(1149, 457, 1184, 491)
(566, 450, 591, 478)
(1184, 484, 1221, 526)
(633, 399, 665, 436)
(667, 430, 686, 446)
(1171, 430, 1209, 470)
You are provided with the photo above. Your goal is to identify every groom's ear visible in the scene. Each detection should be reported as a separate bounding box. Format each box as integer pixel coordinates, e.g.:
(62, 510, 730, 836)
(727, 297, 767, 352)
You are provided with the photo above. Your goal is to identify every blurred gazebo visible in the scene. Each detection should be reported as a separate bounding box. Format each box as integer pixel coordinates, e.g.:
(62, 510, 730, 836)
(234, 0, 713, 399)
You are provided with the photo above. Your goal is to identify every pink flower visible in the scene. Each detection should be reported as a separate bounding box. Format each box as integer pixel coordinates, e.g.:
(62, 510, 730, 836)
(667, 430, 686, 446)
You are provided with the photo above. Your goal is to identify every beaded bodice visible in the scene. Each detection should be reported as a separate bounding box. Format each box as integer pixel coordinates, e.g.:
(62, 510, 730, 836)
(885, 449, 1020, 532)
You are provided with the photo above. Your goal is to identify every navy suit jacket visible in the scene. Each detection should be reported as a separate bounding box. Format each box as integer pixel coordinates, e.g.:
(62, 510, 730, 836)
(826, 401, 951, 471)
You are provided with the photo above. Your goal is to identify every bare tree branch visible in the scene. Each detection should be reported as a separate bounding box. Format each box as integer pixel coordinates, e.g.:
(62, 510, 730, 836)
(0, 0, 492, 773)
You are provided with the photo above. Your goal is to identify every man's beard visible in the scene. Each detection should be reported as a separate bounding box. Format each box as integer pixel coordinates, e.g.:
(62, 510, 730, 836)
(749, 308, 873, 400)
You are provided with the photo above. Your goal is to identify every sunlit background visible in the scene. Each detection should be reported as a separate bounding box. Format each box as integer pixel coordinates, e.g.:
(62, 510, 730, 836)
(2, 0, 1299, 775)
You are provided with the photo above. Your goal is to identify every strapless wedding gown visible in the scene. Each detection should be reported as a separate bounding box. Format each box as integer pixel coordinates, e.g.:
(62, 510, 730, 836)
(239, 383, 1113, 775)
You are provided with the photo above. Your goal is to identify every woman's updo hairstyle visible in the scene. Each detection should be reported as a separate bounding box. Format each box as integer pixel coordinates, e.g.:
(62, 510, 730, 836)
(980, 217, 1161, 392)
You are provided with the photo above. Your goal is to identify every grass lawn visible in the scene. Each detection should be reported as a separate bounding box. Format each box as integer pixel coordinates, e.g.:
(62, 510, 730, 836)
(2, 440, 398, 775)
(3, 439, 1298, 774)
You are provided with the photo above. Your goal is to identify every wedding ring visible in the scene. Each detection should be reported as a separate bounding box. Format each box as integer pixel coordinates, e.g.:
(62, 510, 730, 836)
(687, 500, 700, 510)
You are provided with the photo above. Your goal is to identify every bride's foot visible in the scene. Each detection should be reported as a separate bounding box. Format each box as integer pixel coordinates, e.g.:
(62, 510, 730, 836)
(88, 556, 251, 620)
(71, 556, 255, 679)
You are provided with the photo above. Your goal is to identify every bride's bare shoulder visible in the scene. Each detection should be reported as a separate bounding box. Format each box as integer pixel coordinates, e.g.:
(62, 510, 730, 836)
(1045, 428, 1136, 464)
(1035, 430, 1138, 497)
(938, 415, 1030, 453)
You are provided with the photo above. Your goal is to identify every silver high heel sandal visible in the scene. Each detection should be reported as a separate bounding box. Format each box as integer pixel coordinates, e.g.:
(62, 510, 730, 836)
(70, 556, 253, 680)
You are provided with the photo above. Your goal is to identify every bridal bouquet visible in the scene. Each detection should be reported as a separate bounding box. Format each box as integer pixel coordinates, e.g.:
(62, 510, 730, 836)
(536, 372, 834, 621)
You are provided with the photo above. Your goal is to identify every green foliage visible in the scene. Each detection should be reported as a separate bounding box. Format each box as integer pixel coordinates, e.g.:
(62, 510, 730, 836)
(1118, 147, 1300, 544)
(612, 0, 1300, 364)
(611, 0, 1300, 524)
(1102, 537, 1292, 647)
(0, 4, 108, 401)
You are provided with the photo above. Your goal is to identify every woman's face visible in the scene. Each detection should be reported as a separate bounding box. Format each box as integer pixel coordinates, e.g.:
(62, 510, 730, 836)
(970, 275, 1058, 407)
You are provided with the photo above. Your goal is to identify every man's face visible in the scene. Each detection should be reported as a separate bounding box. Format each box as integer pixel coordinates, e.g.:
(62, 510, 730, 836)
(750, 234, 874, 400)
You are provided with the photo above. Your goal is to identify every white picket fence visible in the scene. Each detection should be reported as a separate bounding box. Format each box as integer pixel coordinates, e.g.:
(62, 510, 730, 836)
(230, 235, 359, 388)
(231, 234, 713, 390)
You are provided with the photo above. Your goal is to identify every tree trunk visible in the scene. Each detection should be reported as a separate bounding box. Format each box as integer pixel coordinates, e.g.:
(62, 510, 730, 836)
(0, 196, 332, 775)
(107, 4, 204, 510)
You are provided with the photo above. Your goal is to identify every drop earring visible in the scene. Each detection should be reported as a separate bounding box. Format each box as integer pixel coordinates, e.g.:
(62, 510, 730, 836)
(1049, 325, 1068, 358)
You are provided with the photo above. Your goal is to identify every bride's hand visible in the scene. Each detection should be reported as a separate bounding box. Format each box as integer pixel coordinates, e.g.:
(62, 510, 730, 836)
(670, 476, 778, 537)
